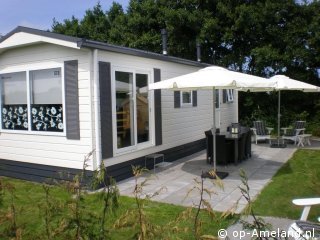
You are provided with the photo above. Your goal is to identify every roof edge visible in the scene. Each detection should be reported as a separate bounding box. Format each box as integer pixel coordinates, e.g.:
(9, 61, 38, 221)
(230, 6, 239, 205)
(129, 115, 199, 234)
(0, 26, 82, 44)
(81, 39, 210, 67)
(1, 26, 210, 68)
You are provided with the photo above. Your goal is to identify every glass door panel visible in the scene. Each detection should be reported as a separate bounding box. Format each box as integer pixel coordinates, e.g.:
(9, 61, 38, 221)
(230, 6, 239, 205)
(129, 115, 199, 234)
(115, 71, 134, 149)
(136, 73, 149, 143)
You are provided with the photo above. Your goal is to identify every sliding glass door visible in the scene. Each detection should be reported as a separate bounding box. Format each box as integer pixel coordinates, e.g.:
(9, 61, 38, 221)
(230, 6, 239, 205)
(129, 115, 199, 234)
(115, 70, 151, 151)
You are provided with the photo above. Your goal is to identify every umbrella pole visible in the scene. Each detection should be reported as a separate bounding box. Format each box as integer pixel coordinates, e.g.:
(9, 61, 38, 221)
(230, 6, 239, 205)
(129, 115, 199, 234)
(278, 90, 281, 145)
(201, 88, 228, 179)
(212, 88, 216, 172)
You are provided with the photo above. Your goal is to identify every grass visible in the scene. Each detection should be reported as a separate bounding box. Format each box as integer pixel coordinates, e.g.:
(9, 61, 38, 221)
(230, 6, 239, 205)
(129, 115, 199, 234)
(1, 148, 320, 238)
(252, 149, 320, 221)
(0, 176, 235, 239)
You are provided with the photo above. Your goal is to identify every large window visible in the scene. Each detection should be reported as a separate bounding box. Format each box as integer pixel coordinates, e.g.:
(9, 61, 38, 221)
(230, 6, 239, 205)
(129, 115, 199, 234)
(115, 70, 151, 150)
(1, 72, 28, 130)
(0, 67, 64, 133)
(30, 68, 63, 132)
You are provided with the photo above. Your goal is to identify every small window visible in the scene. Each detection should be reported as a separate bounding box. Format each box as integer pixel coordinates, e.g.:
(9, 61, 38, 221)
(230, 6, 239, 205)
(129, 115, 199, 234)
(29, 68, 63, 132)
(222, 89, 234, 103)
(1, 72, 28, 130)
(227, 89, 234, 102)
(181, 91, 193, 106)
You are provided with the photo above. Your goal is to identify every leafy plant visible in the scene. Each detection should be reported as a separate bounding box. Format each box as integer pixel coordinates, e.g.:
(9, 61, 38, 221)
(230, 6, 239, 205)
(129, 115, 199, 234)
(0, 177, 4, 207)
(37, 183, 67, 239)
(0, 181, 23, 239)
(62, 151, 94, 239)
(239, 169, 287, 240)
(114, 165, 166, 239)
(184, 170, 225, 240)
(91, 161, 120, 240)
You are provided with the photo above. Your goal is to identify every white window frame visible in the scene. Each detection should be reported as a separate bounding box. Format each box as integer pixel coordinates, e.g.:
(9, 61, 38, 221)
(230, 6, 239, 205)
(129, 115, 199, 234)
(227, 89, 234, 102)
(0, 64, 66, 136)
(111, 66, 154, 156)
(180, 90, 193, 106)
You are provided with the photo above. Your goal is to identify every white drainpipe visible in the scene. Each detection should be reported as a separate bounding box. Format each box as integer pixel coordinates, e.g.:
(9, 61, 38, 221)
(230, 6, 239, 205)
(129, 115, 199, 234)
(93, 49, 102, 169)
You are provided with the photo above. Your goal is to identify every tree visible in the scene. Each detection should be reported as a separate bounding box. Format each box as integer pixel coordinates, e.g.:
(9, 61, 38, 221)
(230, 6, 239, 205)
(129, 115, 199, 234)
(52, 0, 320, 130)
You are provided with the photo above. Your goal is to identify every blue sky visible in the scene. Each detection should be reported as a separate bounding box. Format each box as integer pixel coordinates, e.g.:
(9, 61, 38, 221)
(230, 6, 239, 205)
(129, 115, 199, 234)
(0, 0, 129, 36)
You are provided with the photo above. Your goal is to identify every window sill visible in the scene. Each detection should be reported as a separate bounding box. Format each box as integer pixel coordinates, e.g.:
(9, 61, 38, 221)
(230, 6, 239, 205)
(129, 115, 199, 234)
(114, 142, 155, 157)
(180, 104, 194, 108)
(0, 129, 66, 137)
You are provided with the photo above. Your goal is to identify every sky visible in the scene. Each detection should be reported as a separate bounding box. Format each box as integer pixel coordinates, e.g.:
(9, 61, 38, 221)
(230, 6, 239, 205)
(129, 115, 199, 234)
(0, 0, 129, 36)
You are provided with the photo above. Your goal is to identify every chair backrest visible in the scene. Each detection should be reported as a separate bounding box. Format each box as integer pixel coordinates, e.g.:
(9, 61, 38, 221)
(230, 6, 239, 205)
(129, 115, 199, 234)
(293, 121, 306, 135)
(293, 121, 306, 130)
(253, 121, 267, 135)
(286, 121, 306, 136)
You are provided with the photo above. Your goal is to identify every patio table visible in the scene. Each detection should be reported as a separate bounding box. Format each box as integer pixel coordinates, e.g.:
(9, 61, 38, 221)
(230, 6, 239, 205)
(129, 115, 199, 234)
(224, 133, 241, 164)
(297, 134, 312, 147)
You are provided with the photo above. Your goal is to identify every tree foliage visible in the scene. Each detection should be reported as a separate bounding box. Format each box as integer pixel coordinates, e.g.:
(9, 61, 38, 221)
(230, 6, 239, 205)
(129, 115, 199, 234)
(52, 0, 320, 131)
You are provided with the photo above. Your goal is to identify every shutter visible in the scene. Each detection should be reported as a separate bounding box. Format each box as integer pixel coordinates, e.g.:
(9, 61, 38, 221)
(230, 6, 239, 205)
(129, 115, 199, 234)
(99, 62, 113, 158)
(192, 90, 197, 107)
(154, 68, 162, 146)
(174, 91, 181, 108)
(223, 89, 227, 103)
(64, 60, 80, 140)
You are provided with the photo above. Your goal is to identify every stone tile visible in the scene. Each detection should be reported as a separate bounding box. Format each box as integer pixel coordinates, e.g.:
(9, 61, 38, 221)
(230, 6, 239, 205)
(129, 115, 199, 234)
(117, 144, 300, 213)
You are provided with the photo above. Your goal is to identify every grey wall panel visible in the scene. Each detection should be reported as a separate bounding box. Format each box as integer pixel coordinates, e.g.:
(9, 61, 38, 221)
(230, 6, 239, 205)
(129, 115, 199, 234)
(154, 68, 162, 146)
(99, 61, 113, 159)
(64, 60, 80, 140)
(192, 90, 197, 107)
(174, 91, 181, 108)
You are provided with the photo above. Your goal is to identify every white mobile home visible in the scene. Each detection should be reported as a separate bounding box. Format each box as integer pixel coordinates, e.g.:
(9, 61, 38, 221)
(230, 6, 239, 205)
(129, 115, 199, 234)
(0, 27, 238, 182)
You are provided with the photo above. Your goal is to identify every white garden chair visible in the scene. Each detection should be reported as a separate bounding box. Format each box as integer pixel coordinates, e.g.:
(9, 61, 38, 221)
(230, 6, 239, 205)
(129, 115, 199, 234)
(282, 121, 306, 145)
(288, 197, 320, 240)
(251, 120, 273, 144)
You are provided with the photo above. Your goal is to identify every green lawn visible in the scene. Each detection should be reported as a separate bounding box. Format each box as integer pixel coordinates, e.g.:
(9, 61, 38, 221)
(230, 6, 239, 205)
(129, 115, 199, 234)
(0, 176, 235, 239)
(253, 149, 320, 221)
(1, 149, 320, 239)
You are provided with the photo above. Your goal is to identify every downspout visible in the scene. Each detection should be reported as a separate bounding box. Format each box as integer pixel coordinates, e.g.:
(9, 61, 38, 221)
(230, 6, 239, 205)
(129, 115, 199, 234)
(93, 49, 102, 169)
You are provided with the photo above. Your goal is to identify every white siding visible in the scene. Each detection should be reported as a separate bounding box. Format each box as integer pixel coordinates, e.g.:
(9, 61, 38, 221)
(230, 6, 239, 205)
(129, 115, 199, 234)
(0, 42, 239, 171)
(98, 51, 238, 167)
(0, 43, 94, 170)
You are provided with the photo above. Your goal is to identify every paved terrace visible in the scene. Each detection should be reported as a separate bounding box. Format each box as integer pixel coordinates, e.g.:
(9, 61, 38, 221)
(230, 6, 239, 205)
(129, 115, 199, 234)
(117, 141, 319, 214)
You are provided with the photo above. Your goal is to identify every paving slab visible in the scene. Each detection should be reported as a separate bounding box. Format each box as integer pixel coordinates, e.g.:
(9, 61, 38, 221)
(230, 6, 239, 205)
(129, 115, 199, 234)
(117, 140, 319, 213)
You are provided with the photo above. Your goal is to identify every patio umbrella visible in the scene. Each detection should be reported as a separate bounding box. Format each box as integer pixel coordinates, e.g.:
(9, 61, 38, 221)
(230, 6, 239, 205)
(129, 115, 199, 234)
(239, 74, 320, 146)
(149, 66, 276, 178)
(269, 75, 320, 146)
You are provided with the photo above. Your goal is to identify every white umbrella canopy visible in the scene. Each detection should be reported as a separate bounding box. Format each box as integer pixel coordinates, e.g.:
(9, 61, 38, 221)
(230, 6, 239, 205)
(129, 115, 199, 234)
(149, 66, 275, 90)
(271, 75, 320, 92)
(148, 66, 275, 178)
(239, 74, 320, 145)
(269, 75, 320, 144)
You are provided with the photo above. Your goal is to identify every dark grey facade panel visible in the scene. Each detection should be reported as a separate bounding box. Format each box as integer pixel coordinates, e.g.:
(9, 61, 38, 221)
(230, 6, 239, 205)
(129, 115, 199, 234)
(192, 90, 197, 107)
(223, 89, 227, 103)
(0, 138, 205, 183)
(99, 61, 113, 159)
(154, 68, 162, 146)
(174, 91, 181, 108)
(64, 60, 80, 140)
